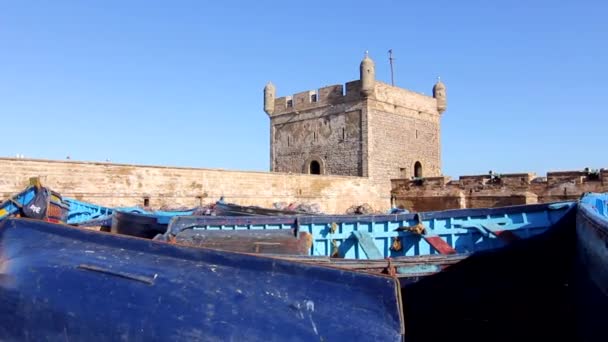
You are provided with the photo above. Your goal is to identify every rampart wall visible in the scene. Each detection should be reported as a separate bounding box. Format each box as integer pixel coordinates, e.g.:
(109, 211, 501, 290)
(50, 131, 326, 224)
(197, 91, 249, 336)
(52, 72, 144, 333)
(391, 170, 608, 212)
(0, 158, 388, 213)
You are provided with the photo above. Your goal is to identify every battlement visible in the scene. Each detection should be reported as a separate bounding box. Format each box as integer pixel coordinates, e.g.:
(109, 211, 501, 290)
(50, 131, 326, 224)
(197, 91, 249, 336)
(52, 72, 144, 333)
(270, 81, 363, 116)
(269, 80, 441, 117)
(373, 81, 439, 115)
(392, 169, 608, 191)
(391, 168, 608, 211)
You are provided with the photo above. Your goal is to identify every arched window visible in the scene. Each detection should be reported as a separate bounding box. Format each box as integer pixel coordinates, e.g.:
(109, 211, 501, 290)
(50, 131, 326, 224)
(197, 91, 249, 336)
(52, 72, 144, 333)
(414, 161, 423, 178)
(309, 160, 321, 175)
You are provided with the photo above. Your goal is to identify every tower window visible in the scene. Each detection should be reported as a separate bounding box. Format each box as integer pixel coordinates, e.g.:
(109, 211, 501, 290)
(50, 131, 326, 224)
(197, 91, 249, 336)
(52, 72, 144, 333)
(287, 136, 290, 146)
(143, 197, 150, 207)
(311, 94, 318, 102)
(309, 160, 321, 175)
(342, 128, 345, 141)
(287, 99, 293, 107)
(414, 161, 423, 178)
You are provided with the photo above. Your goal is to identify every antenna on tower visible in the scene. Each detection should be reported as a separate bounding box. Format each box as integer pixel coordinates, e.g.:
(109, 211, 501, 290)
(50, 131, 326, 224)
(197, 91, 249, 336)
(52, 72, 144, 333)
(388, 49, 395, 86)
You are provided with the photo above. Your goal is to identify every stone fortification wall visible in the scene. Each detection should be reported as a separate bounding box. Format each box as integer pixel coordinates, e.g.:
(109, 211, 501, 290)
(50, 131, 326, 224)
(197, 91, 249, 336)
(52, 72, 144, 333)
(0, 158, 389, 214)
(391, 170, 608, 212)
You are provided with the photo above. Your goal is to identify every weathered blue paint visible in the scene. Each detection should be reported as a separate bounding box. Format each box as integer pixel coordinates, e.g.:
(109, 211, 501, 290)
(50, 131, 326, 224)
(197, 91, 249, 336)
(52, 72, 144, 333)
(574, 193, 608, 341)
(162, 201, 576, 259)
(352, 231, 384, 259)
(0, 218, 404, 341)
(396, 264, 441, 275)
(64, 198, 115, 224)
(64, 197, 152, 226)
(0, 185, 37, 220)
(577, 193, 608, 295)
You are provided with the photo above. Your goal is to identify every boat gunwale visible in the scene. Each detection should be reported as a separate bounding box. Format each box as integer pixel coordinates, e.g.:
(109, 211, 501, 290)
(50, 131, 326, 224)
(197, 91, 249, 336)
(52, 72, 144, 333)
(167, 200, 576, 235)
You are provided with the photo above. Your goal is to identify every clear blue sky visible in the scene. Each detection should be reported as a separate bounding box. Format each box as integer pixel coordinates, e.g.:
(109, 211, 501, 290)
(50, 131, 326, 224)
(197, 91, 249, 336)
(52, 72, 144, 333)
(1, 1, 606, 177)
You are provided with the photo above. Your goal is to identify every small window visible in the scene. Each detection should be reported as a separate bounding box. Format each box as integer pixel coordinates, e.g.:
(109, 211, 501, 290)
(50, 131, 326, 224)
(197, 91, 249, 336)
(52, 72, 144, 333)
(313, 132, 317, 141)
(310, 161, 321, 175)
(342, 128, 345, 140)
(416, 130, 419, 139)
(311, 94, 318, 102)
(287, 136, 290, 146)
(287, 99, 293, 107)
(414, 162, 423, 178)
(143, 197, 150, 207)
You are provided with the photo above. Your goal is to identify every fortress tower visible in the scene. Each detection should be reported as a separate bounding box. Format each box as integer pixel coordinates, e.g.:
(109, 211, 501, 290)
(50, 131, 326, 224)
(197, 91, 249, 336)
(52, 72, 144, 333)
(264, 53, 446, 188)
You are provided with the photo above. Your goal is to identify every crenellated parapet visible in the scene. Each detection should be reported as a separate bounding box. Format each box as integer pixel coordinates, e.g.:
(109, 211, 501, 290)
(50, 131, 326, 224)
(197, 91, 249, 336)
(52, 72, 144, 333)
(266, 81, 364, 117)
(265, 52, 445, 118)
(391, 168, 608, 212)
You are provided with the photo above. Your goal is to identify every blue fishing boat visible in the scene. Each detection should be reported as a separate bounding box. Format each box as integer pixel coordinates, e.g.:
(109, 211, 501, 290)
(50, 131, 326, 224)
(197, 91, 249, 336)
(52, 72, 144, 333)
(214, 198, 318, 216)
(158, 201, 576, 261)
(63, 196, 202, 234)
(574, 192, 608, 340)
(399, 200, 579, 341)
(0, 178, 69, 223)
(111, 208, 200, 239)
(0, 218, 404, 341)
(64, 197, 115, 225)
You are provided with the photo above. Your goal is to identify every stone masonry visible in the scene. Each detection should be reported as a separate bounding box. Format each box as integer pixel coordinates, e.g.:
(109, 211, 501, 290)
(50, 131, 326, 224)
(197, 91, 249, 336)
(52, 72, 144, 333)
(391, 169, 608, 212)
(0, 158, 385, 214)
(264, 53, 446, 197)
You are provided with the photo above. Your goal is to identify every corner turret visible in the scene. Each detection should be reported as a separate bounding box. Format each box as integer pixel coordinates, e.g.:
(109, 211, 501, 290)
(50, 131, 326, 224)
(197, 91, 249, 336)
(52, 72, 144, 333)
(433, 77, 447, 114)
(264, 82, 276, 115)
(360, 52, 375, 97)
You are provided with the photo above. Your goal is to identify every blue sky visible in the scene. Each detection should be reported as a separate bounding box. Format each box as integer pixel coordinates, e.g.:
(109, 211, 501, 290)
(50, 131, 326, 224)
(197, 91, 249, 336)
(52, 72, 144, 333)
(1, 1, 606, 177)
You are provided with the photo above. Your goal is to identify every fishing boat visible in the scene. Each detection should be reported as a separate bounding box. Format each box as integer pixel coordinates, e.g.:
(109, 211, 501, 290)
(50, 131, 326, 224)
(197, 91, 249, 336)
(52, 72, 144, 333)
(0, 177, 69, 224)
(574, 192, 608, 340)
(0, 217, 404, 341)
(64, 197, 115, 225)
(111, 208, 200, 239)
(0, 197, 593, 341)
(399, 202, 579, 341)
(214, 198, 319, 216)
(157, 201, 576, 261)
(63, 198, 149, 230)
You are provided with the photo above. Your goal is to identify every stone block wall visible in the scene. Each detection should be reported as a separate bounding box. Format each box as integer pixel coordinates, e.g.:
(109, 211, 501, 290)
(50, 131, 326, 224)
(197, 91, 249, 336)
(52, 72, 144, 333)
(391, 170, 608, 212)
(366, 82, 442, 197)
(0, 158, 389, 214)
(271, 106, 364, 176)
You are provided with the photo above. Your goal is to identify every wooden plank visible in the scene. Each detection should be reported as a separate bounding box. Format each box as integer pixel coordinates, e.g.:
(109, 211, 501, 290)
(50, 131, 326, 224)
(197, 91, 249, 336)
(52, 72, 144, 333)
(481, 223, 520, 243)
(424, 236, 457, 255)
(352, 231, 384, 259)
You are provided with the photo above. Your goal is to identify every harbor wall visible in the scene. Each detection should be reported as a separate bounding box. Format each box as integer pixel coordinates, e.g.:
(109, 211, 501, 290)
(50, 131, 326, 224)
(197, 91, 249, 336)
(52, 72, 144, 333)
(0, 158, 388, 214)
(391, 170, 608, 212)
(2, 158, 606, 214)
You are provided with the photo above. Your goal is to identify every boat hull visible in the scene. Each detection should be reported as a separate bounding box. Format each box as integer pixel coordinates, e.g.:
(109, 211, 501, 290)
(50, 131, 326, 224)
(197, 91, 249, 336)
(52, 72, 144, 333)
(214, 201, 313, 216)
(162, 201, 577, 259)
(574, 193, 608, 341)
(111, 210, 169, 239)
(402, 206, 578, 341)
(0, 218, 404, 341)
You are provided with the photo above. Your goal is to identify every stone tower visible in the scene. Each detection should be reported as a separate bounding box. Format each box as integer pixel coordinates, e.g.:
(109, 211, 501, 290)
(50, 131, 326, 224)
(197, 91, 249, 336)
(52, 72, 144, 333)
(264, 53, 446, 190)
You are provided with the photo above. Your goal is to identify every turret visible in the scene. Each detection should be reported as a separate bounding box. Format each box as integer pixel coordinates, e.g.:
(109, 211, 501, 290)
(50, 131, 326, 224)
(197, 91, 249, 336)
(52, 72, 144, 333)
(264, 82, 276, 115)
(360, 52, 375, 97)
(433, 77, 447, 114)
